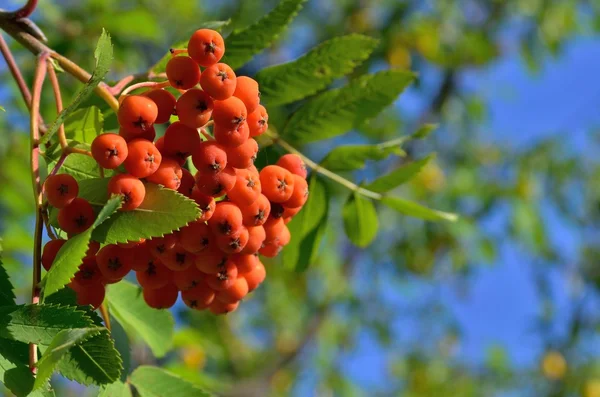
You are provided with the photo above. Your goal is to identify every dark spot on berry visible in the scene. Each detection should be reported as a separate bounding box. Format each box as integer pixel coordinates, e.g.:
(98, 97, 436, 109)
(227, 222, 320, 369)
(133, 116, 148, 131)
(146, 261, 157, 275)
(277, 178, 288, 191)
(246, 178, 255, 188)
(212, 184, 224, 195)
(218, 221, 232, 235)
(271, 203, 284, 219)
(255, 209, 266, 222)
(175, 252, 186, 265)
(217, 70, 228, 81)
(201, 238, 209, 247)
(107, 148, 119, 158)
(210, 162, 221, 171)
(175, 79, 183, 87)
(205, 41, 216, 54)
(58, 184, 69, 196)
(217, 258, 227, 267)
(229, 238, 241, 250)
(189, 299, 198, 308)
(232, 116, 245, 126)
(196, 101, 208, 112)
(217, 271, 228, 280)
(156, 244, 166, 254)
(123, 192, 131, 203)
(108, 257, 122, 271)
(145, 154, 155, 163)
(75, 215, 88, 228)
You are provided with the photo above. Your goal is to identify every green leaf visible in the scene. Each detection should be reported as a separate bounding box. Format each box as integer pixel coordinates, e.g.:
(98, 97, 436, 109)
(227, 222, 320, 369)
(283, 70, 415, 144)
(44, 197, 121, 298)
(92, 184, 201, 245)
(65, 106, 104, 144)
(364, 154, 434, 193)
(283, 176, 329, 271)
(342, 193, 378, 247)
(56, 328, 122, 386)
(149, 21, 230, 74)
(107, 280, 174, 358)
(412, 123, 437, 139)
(99, 381, 132, 397)
(0, 259, 16, 306)
(221, 0, 306, 70)
(39, 29, 113, 145)
(255, 34, 378, 106)
(381, 196, 458, 222)
(44, 152, 110, 182)
(34, 327, 103, 390)
(130, 366, 212, 397)
(0, 304, 93, 345)
(320, 138, 406, 171)
(0, 339, 37, 397)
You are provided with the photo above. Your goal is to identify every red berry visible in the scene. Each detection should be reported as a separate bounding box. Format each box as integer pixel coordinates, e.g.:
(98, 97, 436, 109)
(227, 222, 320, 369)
(260, 165, 296, 203)
(188, 29, 225, 67)
(208, 201, 243, 236)
(74, 281, 106, 309)
(124, 138, 163, 178)
(233, 76, 260, 114)
(179, 221, 213, 253)
(91, 133, 128, 169)
(240, 194, 271, 227)
(143, 89, 176, 124)
(163, 122, 201, 163)
(192, 141, 228, 174)
(283, 175, 309, 208)
(136, 259, 172, 290)
(143, 283, 179, 309)
(177, 169, 195, 197)
(161, 245, 195, 271)
(166, 56, 201, 90)
(228, 168, 261, 206)
(213, 121, 250, 148)
(240, 226, 266, 255)
(195, 245, 229, 274)
(190, 188, 216, 221)
(146, 234, 178, 258)
(212, 96, 247, 128)
(44, 174, 79, 209)
(172, 266, 205, 291)
(215, 226, 249, 254)
(247, 105, 268, 137)
(225, 138, 258, 169)
(57, 198, 94, 234)
(176, 89, 214, 129)
(146, 158, 183, 190)
(205, 260, 238, 290)
(276, 154, 307, 179)
(107, 174, 146, 211)
(241, 260, 266, 292)
(119, 125, 156, 143)
(208, 299, 239, 315)
(41, 239, 67, 271)
(96, 244, 132, 282)
(118, 95, 158, 135)
(200, 63, 237, 100)
(231, 253, 259, 273)
(194, 166, 236, 197)
(181, 282, 215, 310)
(216, 276, 248, 304)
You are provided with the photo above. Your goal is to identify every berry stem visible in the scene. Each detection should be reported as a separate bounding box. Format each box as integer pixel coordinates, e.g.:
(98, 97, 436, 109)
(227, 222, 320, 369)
(119, 80, 169, 98)
(49, 152, 68, 177)
(29, 52, 48, 375)
(266, 132, 383, 201)
(41, 203, 57, 240)
(169, 48, 188, 56)
(199, 128, 214, 141)
(99, 302, 112, 331)
(46, 60, 69, 149)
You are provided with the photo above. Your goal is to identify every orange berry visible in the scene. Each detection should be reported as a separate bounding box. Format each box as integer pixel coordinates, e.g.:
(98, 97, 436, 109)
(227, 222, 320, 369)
(119, 125, 156, 143)
(188, 29, 225, 67)
(216, 276, 248, 304)
(195, 245, 228, 274)
(74, 281, 105, 309)
(247, 105, 268, 137)
(57, 198, 94, 234)
(241, 194, 271, 227)
(154, 135, 165, 152)
(136, 259, 172, 290)
(176, 89, 214, 129)
(72, 257, 104, 287)
(263, 218, 286, 243)
(200, 63, 237, 100)
(190, 188, 216, 221)
(143, 283, 179, 309)
(228, 168, 261, 206)
(182, 282, 215, 310)
(231, 253, 259, 273)
(179, 221, 213, 253)
(96, 244, 132, 282)
(213, 121, 249, 148)
(107, 174, 146, 211)
(41, 239, 67, 271)
(205, 260, 238, 290)
(143, 89, 176, 124)
(282, 205, 302, 219)
(233, 76, 260, 114)
(124, 138, 162, 178)
(166, 56, 201, 90)
(194, 166, 236, 197)
(162, 245, 195, 271)
(283, 175, 309, 208)
(177, 169, 195, 197)
(212, 96, 247, 127)
(241, 260, 266, 292)
(260, 165, 295, 203)
(192, 141, 228, 174)
(225, 138, 258, 169)
(208, 201, 243, 236)
(127, 242, 155, 271)
(44, 174, 79, 209)
(240, 226, 266, 255)
(216, 226, 249, 254)
(277, 154, 307, 179)
(146, 234, 178, 258)
(118, 95, 158, 135)
(146, 158, 183, 190)
(163, 121, 201, 163)
(172, 266, 206, 291)
(91, 133, 128, 169)
(208, 299, 239, 315)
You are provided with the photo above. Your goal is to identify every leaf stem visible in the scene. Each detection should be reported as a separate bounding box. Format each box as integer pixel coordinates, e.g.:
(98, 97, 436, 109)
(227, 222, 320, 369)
(266, 132, 383, 200)
(99, 303, 112, 331)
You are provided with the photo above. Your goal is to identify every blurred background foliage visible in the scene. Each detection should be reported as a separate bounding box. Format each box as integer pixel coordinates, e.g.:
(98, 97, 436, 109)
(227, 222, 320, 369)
(1, 0, 600, 396)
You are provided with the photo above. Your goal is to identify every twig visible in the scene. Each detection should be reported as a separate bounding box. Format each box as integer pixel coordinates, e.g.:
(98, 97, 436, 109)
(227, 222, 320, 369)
(29, 51, 49, 375)
(266, 132, 383, 200)
(40, 205, 57, 240)
(3, 0, 39, 19)
(99, 303, 111, 331)
(46, 61, 69, 149)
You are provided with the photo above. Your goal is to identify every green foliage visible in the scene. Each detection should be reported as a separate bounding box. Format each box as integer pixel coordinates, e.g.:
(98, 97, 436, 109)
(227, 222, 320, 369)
(92, 184, 201, 244)
(0, 339, 41, 397)
(44, 196, 121, 298)
(34, 327, 103, 390)
(255, 34, 378, 106)
(0, 260, 15, 307)
(99, 381, 132, 397)
(130, 366, 212, 397)
(40, 30, 113, 145)
(221, 0, 306, 70)
(342, 193, 378, 247)
(381, 196, 457, 222)
(284, 175, 329, 271)
(412, 123, 438, 140)
(149, 21, 230, 74)
(365, 154, 434, 193)
(44, 152, 109, 181)
(283, 70, 415, 143)
(320, 138, 406, 171)
(107, 281, 175, 358)
(64, 106, 104, 144)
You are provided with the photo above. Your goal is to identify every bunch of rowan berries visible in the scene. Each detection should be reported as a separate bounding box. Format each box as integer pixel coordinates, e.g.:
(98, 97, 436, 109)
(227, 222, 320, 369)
(41, 29, 309, 315)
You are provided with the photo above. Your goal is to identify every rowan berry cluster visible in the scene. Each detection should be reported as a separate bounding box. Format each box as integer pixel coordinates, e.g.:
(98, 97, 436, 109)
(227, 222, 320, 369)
(41, 29, 309, 315)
